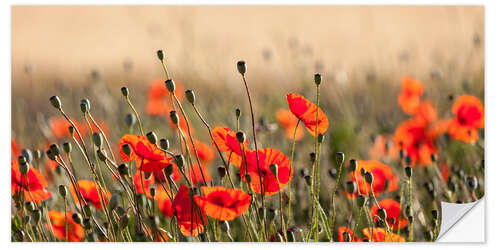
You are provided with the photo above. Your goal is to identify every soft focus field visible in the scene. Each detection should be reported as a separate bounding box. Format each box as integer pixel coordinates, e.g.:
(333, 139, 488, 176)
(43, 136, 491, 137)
(11, 6, 484, 242)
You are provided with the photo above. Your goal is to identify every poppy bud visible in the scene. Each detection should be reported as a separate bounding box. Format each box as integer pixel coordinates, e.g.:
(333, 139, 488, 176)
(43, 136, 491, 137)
(360, 168, 366, 175)
(118, 163, 129, 176)
(466, 176, 478, 190)
(346, 180, 357, 194)
(93, 132, 103, 148)
(21, 149, 33, 163)
(185, 90, 195, 104)
(149, 187, 156, 198)
(83, 218, 92, 230)
(25, 202, 35, 212)
(72, 213, 83, 225)
(122, 144, 132, 157)
(364, 171, 373, 184)
(32, 209, 41, 224)
(170, 110, 179, 125)
(174, 155, 185, 169)
(49, 96, 62, 109)
(220, 221, 230, 233)
(349, 159, 357, 172)
(58, 184, 67, 197)
(375, 219, 384, 228)
(96, 149, 107, 161)
(431, 153, 437, 163)
(245, 174, 252, 183)
(159, 138, 169, 150)
(405, 166, 413, 178)
(317, 133, 325, 143)
(63, 142, 72, 153)
(50, 144, 60, 156)
(235, 108, 241, 118)
(164, 164, 174, 176)
(269, 164, 279, 179)
(424, 230, 434, 241)
(19, 158, 29, 175)
(377, 208, 387, 220)
(342, 231, 351, 242)
(80, 99, 90, 113)
(389, 217, 396, 225)
(236, 131, 246, 143)
(146, 131, 157, 145)
(314, 73, 322, 85)
(68, 126, 74, 136)
(304, 175, 312, 186)
(125, 113, 136, 127)
(121, 87, 129, 97)
(405, 155, 412, 165)
(84, 205, 92, 217)
(165, 79, 175, 93)
(237, 60, 246, 75)
(119, 214, 129, 229)
(309, 152, 316, 163)
(33, 149, 42, 160)
(217, 166, 226, 178)
(156, 50, 164, 61)
(335, 152, 345, 166)
(356, 195, 367, 207)
(328, 168, 337, 179)
(432, 210, 439, 220)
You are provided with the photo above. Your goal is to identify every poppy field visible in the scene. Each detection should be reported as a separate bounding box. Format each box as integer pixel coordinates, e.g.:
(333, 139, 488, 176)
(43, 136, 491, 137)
(11, 6, 484, 243)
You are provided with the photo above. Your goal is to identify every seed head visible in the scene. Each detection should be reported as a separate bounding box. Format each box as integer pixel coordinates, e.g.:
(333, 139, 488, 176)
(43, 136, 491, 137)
(269, 164, 279, 179)
(49, 144, 60, 156)
(342, 231, 351, 242)
(364, 171, 373, 184)
(174, 155, 185, 168)
(237, 61, 246, 75)
(25, 201, 35, 212)
(170, 110, 179, 125)
(377, 208, 387, 220)
(335, 152, 345, 166)
(80, 99, 90, 113)
(125, 113, 136, 127)
(32, 209, 41, 224)
(118, 163, 129, 176)
(164, 164, 174, 176)
(235, 108, 241, 118)
(146, 131, 158, 145)
(356, 195, 367, 207)
(236, 131, 246, 143)
(72, 213, 82, 225)
(49, 96, 62, 109)
(122, 144, 132, 156)
(349, 159, 358, 172)
(217, 166, 226, 178)
(92, 132, 102, 148)
(21, 149, 33, 163)
(58, 185, 68, 197)
(314, 73, 322, 85)
(317, 133, 325, 143)
(405, 166, 413, 178)
(96, 149, 107, 161)
(304, 175, 312, 186)
(466, 176, 478, 190)
(121, 87, 129, 97)
(430, 153, 437, 163)
(165, 79, 176, 93)
(185, 90, 195, 104)
(160, 138, 169, 150)
(346, 180, 357, 194)
(63, 142, 72, 153)
(156, 50, 164, 61)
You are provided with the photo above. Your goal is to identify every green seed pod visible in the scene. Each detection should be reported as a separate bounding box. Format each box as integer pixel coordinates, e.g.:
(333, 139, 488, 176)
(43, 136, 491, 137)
(121, 87, 129, 97)
(125, 113, 136, 127)
(21, 149, 33, 163)
(220, 220, 230, 233)
(156, 50, 164, 61)
(96, 149, 107, 161)
(80, 98, 90, 113)
(389, 217, 396, 225)
(309, 152, 316, 163)
(269, 164, 279, 179)
(317, 133, 325, 143)
(342, 231, 351, 242)
(424, 230, 434, 241)
(185, 90, 195, 104)
(58, 185, 67, 197)
(18, 155, 27, 165)
(405, 205, 413, 218)
(160, 138, 169, 150)
(377, 208, 387, 220)
(164, 164, 174, 176)
(466, 176, 478, 190)
(165, 79, 176, 93)
(349, 159, 358, 172)
(217, 166, 226, 178)
(63, 142, 72, 153)
(237, 61, 246, 75)
(25, 202, 35, 212)
(146, 131, 157, 145)
(68, 126, 75, 136)
(108, 194, 120, 211)
(19, 161, 29, 175)
(346, 180, 357, 194)
(335, 152, 345, 166)
(235, 108, 241, 119)
(92, 133, 102, 148)
(33, 149, 42, 160)
(328, 168, 337, 179)
(32, 209, 41, 224)
(304, 175, 312, 186)
(236, 131, 246, 143)
(174, 155, 185, 169)
(118, 163, 129, 176)
(72, 213, 82, 225)
(149, 187, 156, 198)
(360, 168, 366, 176)
(430, 153, 437, 163)
(314, 73, 322, 85)
(405, 155, 412, 165)
(405, 166, 413, 178)
(364, 171, 373, 184)
(50, 144, 60, 156)
(122, 144, 132, 157)
(49, 96, 62, 109)
(244, 174, 252, 183)
(119, 214, 129, 229)
(356, 195, 367, 207)
(169, 110, 179, 125)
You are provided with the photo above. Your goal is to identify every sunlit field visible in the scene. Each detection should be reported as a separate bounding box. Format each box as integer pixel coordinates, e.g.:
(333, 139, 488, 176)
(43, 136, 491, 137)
(11, 6, 484, 242)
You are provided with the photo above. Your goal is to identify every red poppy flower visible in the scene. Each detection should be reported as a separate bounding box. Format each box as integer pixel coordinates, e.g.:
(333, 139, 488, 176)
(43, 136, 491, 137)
(118, 134, 173, 172)
(194, 186, 251, 221)
(394, 118, 442, 166)
(362, 228, 406, 242)
(47, 210, 85, 242)
(154, 184, 174, 217)
(212, 126, 248, 167)
(189, 164, 212, 185)
(11, 160, 52, 203)
(414, 100, 438, 125)
(146, 99, 171, 116)
(49, 117, 72, 139)
(348, 160, 398, 198)
(118, 134, 148, 162)
(338, 226, 364, 242)
(172, 185, 206, 236)
(448, 95, 484, 143)
(369, 134, 398, 162)
(370, 199, 407, 230)
(286, 93, 329, 136)
(240, 148, 293, 196)
(275, 108, 304, 140)
(191, 140, 215, 163)
(70, 180, 111, 210)
(148, 79, 185, 101)
(398, 75, 424, 115)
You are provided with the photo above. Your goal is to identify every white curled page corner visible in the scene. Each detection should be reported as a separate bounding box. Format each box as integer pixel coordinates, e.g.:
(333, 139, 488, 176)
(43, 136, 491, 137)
(437, 198, 484, 242)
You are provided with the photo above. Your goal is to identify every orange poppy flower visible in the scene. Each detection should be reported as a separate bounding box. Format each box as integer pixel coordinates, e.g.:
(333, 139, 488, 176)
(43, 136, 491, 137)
(191, 140, 215, 163)
(47, 210, 85, 242)
(194, 186, 251, 221)
(286, 93, 329, 136)
(240, 148, 293, 196)
(118, 134, 148, 162)
(348, 160, 398, 198)
(11, 160, 52, 203)
(448, 95, 484, 143)
(394, 118, 440, 166)
(275, 108, 304, 140)
(397, 75, 424, 115)
(146, 99, 171, 116)
(155, 185, 174, 217)
(172, 185, 206, 236)
(212, 126, 248, 167)
(369, 134, 398, 162)
(148, 79, 185, 101)
(189, 164, 212, 185)
(70, 180, 111, 210)
(362, 227, 406, 242)
(49, 117, 72, 139)
(338, 226, 363, 242)
(118, 134, 173, 172)
(414, 100, 438, 125)
(370, 199, 407, 230)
